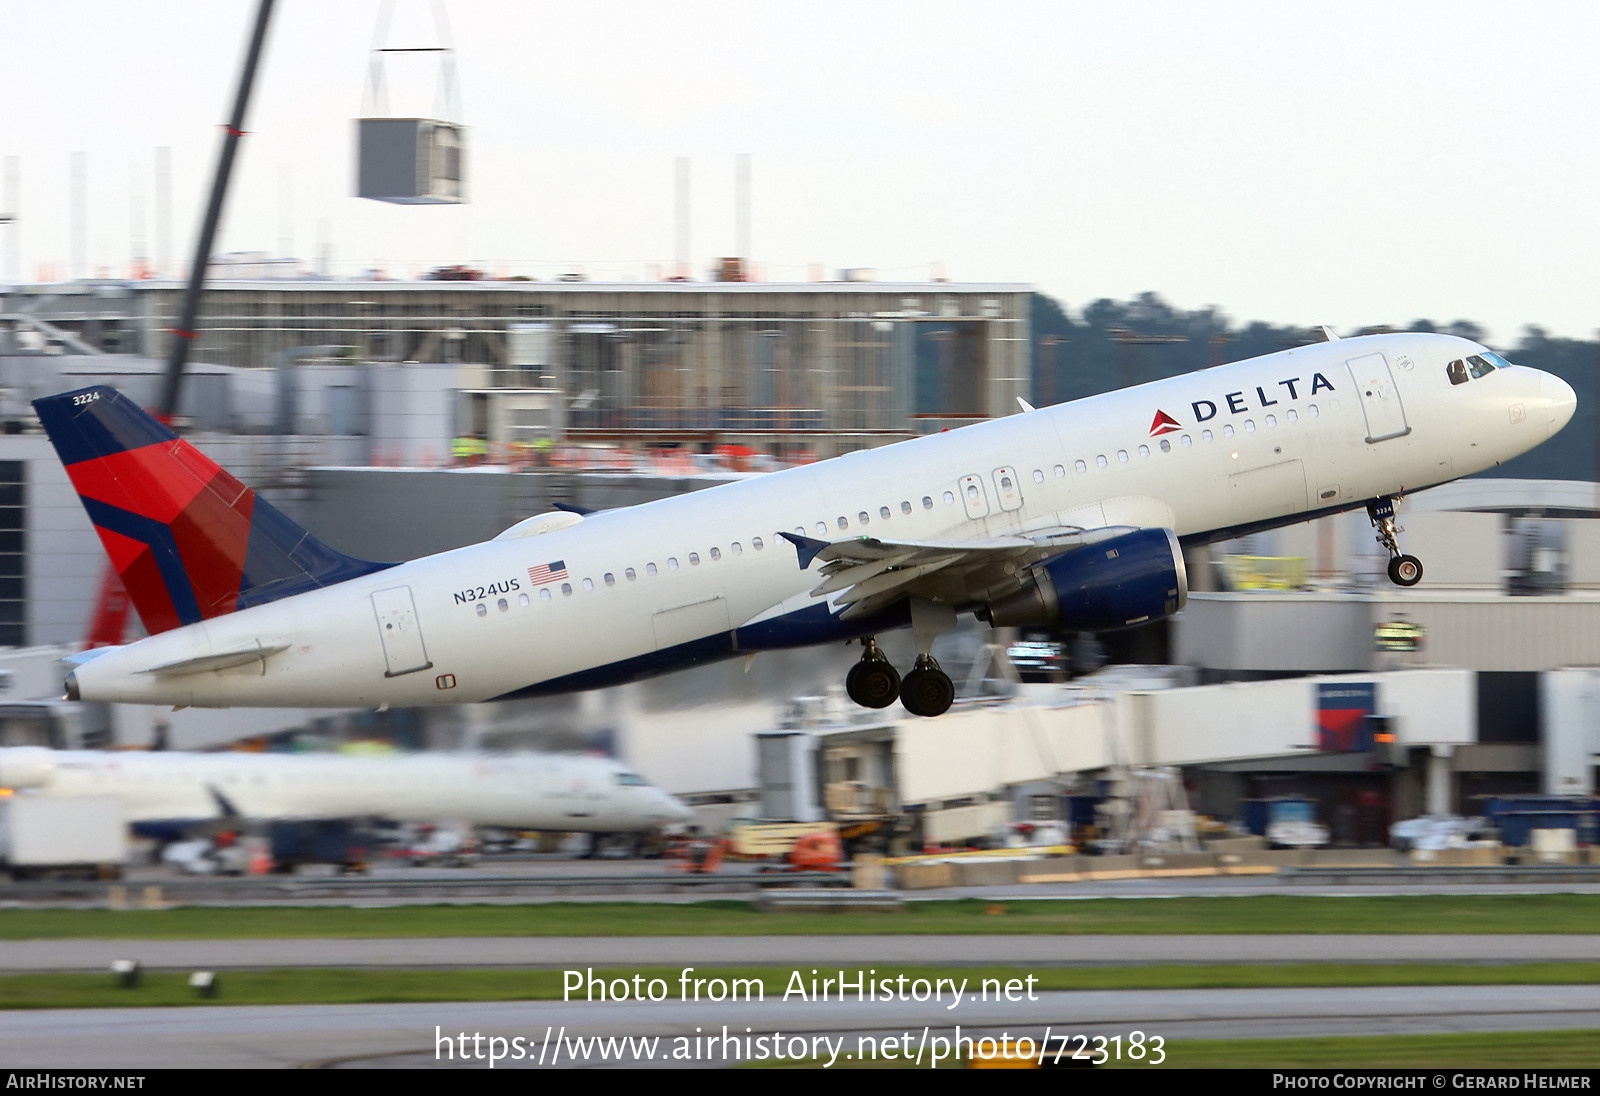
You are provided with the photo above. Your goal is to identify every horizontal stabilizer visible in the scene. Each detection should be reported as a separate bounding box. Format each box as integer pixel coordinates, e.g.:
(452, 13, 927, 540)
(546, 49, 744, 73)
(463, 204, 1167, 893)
(140, 640, 291, 676)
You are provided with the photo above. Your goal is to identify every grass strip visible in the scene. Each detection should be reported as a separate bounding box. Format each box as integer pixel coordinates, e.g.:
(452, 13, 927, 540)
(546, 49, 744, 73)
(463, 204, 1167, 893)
(4, 962, 1599, 1010)
(2, 894, 1600, 939)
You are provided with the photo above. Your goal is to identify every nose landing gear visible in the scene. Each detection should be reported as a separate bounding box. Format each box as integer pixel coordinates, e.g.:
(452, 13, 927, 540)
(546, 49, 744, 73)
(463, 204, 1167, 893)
(1369, 498, 1423, 587)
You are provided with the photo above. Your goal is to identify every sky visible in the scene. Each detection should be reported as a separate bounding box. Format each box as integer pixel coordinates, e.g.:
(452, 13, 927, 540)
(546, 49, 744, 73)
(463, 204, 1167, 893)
(2, 0, 1598, 345)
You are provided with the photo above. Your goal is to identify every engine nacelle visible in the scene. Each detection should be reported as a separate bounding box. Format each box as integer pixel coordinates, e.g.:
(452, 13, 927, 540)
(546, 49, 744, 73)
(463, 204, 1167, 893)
(980, 528, 1188, 631)
(0, 746, 56, 790)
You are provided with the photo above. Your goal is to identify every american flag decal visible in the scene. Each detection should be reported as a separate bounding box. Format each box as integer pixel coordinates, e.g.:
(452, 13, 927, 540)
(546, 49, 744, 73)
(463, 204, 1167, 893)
(527, 560, 568, 585)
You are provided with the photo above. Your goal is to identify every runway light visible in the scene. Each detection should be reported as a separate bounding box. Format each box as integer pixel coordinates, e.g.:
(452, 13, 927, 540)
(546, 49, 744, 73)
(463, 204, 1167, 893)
(188, 971, 218, 999)
(111, 959, 141, 988)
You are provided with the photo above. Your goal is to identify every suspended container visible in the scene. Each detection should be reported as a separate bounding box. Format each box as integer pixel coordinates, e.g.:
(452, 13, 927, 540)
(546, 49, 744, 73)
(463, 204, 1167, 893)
(358, 119, 464, 204)
(355, 0, 466, 204)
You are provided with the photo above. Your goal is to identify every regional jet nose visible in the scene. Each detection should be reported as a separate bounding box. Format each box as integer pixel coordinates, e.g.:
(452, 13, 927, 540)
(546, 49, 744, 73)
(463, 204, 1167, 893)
(1540, 372, 1578, 438)
(660, 792, 694, 824)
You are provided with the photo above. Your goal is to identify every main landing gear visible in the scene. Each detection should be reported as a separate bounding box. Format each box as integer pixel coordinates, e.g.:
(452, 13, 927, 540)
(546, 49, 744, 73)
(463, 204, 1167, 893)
(845, 601, 959, 718)
(845, 638, 900, 709)
(847, 641, 956, 717)
(1369, 498, 1423, 587)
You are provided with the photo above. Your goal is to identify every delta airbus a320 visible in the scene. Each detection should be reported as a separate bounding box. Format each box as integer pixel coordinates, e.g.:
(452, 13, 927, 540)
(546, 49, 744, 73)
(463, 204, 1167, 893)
(36, 330, 1575, 717)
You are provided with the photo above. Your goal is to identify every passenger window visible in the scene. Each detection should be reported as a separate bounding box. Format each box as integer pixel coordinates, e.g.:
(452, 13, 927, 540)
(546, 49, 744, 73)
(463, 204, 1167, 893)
(1265, 414, 1276, 427)
(710, 547, 721, 561)
(1138, 445, 1149, 457)
(859, 511, 870, 525)
(1159, 438, 1171, 452)
(1117, 450, 1128, 463)
(1202, 429, 1213, 442)
(561, 583, 572, 596)
(1096, 454, 1108, 468)
(1309, 404, 1319, 417)
(688, 553, 699, 566)
(753, 537, 764, 550)
(816, 522, 827, 535)
(880, 506, 891, 520)
(1223, 424, 1235, 438)
(1180, 435, 1192, 448)
(1032, 469, 1044, 483)
(625, 568, 637, 580)
(730, 543, 741, 555)
(1245, 420, 1256, 432)
(922, 496, 933, 510)
(943, 491, 954, 505)
(837, 516, 849, 529)
(1075, 459, 1087, 473)
(475, 603, 487, 617)
(604, 572, 615, 585)
(1447, 359, 1469, 385)
(518, 592, 530, 606)
(497, 598, 508, 612)
(1054, 464, 1065, 477)
(1287, 410, 1298, 423)
(581, 577, 594, 591)
(901, 501, 913, 514)
(646, 563, 658, 576)
(667, 558, 679, 571)
(540, 588, 552, 601)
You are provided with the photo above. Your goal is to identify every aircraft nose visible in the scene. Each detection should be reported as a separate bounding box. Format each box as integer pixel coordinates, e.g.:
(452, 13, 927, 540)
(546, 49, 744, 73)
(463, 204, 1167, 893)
(661, 791, 694, 823)
(1540, 372, 1577, 437)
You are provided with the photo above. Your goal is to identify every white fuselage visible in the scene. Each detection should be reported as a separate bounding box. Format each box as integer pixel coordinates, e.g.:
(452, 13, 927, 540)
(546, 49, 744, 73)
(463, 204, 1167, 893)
(0, 747, 691, 831)
(68, 333, 1575, 708)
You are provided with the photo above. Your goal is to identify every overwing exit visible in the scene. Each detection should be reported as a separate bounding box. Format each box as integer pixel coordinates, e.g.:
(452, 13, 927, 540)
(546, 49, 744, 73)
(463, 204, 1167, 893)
(33, 332, 1575, 717)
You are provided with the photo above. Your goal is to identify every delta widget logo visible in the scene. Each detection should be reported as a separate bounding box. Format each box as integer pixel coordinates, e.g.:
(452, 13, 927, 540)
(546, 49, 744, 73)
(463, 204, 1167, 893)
(1149, 410, 1182, 436)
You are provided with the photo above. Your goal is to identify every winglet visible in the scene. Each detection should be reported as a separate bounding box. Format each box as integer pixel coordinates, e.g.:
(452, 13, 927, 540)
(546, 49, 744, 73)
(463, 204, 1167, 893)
(778, 531, 830, 569)
(1319, 325, 1340, 342)
(1016, 396, 1036, 413)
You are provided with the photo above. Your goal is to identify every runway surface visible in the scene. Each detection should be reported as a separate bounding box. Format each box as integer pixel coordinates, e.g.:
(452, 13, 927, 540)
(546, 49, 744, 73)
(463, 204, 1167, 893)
(6, 933, 1600, 971)
(3, 986, 1598, 1068)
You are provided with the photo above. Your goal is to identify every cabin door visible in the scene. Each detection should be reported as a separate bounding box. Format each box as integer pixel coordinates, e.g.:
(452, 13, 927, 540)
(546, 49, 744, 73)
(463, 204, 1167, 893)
(1347, 353, 1411, 443)
(371, 586, 433, 677)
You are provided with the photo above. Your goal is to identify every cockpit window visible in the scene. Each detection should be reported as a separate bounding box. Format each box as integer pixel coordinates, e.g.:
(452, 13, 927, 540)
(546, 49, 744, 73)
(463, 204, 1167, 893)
(614, 772, 648, 786)
(1467, 354, 1496, 379)
(1446, 359, 1468, 386)
(1480, 349, 1514, 371)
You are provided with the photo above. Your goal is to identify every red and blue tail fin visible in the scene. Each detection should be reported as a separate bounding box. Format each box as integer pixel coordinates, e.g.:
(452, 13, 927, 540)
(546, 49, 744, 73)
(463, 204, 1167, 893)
(34, 385, 391, 635)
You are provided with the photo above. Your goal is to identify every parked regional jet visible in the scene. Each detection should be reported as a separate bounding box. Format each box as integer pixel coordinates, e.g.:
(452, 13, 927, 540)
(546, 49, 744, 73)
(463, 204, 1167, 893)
(0, 746, 691, 832)
(35, 331, 1575, 717)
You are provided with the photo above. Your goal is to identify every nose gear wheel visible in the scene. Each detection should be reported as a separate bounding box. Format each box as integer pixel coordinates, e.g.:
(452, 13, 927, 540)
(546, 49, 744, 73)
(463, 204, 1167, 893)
(1368, 498, 1424, 588)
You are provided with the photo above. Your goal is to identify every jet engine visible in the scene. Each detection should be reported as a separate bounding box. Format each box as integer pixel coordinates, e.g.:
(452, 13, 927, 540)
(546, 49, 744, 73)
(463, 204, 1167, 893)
(979, 528, 1188, 631)
(0, 746, 56, 790)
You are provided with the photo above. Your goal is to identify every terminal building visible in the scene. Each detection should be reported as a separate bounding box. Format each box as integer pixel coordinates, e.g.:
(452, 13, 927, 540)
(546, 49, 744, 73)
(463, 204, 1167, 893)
(0, 275, 1595, 846)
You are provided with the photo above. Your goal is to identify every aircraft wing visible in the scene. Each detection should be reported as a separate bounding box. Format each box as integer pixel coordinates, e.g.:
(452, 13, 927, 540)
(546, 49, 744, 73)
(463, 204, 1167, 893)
(782, 525, 1138, 620)
(781, 494, 1180, 620)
